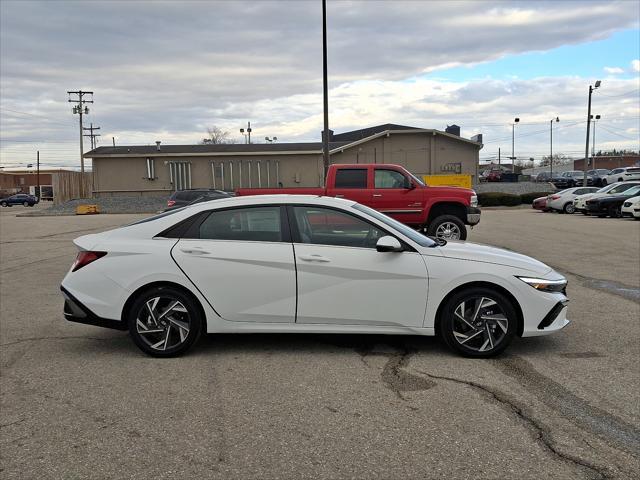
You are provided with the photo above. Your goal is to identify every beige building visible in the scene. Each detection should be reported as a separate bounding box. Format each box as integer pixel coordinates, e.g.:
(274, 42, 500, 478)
(85, 124, 483, 197)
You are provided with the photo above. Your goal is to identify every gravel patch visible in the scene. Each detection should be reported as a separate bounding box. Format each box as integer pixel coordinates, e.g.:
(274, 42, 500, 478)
(16, 196, 167, 216)
(474, 182, 557, 194)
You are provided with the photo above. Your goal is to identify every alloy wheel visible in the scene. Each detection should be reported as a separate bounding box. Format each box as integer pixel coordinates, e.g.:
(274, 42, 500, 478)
(135, 296, 191, 351)
(452, 296, 509, 353)
(435, 222, 461, 240)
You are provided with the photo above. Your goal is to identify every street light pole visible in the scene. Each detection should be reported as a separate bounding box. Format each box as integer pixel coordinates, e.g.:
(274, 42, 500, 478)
(511, 117, 520, 171)
(583, 81, 601, 186)
(550, 117, 559, 178)
(591, 114, 601, 170)
(321, 0, 330, 182)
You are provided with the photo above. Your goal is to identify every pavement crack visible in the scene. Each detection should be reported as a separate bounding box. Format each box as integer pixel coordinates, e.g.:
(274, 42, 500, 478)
(415, 369, 609, 480)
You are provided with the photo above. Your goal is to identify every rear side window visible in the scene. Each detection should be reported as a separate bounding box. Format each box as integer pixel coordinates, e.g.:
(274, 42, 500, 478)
(335, 169, 367, 189)
(197, 206, 282, 242)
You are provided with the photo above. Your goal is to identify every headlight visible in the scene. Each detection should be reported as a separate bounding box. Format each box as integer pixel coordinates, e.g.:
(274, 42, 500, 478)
(470, 194, 478, 207)
(517, 276, 567, 293)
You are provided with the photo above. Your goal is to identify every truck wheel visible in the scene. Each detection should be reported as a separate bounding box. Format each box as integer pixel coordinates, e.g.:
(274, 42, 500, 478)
(427, 215, 467, 241)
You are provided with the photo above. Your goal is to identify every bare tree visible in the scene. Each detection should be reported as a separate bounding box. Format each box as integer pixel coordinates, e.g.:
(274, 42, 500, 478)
(201, 126, 234, 144)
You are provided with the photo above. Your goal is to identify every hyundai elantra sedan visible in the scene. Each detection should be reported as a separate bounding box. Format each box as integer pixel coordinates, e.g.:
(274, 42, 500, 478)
(61, 195, 569, 358)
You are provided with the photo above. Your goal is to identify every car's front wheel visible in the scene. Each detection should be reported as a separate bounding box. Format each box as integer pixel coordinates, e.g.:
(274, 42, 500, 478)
(427, 215, 467, 241)
(0, 201, 6, 207)
(127, 287, 202, 357)
(439, 287, 517, 357)
(23, 201, 29, 207)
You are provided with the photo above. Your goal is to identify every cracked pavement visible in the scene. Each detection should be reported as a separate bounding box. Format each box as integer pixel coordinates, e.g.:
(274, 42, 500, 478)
(1, 206, 639, 479)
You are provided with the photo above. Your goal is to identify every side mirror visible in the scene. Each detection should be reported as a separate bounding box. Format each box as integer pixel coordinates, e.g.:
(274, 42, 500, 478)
(376, 236, 403, 252)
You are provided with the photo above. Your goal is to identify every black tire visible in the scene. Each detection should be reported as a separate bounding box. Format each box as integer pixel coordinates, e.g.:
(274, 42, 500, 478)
(563, 202, 576, 214)
(426, 215, 467, 241)
(601, 179, 608, 186)
(608, 205, 621, 218)
(127, 286, 203, 357)
(0, 201, 6, 207)
(23, 201, 29, 207)
(439, 287, 518, 358)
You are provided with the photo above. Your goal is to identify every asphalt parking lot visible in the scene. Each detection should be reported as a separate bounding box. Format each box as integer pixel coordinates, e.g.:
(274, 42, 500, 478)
(1, 205, 639, 479)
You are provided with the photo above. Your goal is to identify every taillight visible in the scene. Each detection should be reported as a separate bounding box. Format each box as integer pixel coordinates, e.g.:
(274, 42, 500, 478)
(167, 200, 176, 207)
(550, 195, 560, 200)
(71, 251, 107, 272)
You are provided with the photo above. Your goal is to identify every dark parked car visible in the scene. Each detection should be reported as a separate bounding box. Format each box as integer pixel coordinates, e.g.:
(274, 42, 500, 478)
(552, 171, 594, 188)
(0, 193, 38, 207)
(587, 169, 611, 187)
(533, 171, 553, 183)
(585, 185, 640, 218)
(165, 189, 231, 211)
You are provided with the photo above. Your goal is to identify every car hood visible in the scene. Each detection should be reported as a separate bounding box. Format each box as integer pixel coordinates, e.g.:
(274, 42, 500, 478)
(576, 192, 608, 201)
(433, 242, 553, 275)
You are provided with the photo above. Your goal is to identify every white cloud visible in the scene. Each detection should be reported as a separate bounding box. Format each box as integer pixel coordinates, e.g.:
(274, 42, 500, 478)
(604, 67, 624, 74)
(632, 60, 640, 72)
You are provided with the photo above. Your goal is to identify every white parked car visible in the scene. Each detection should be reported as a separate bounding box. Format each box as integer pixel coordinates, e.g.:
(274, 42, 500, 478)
(61, 195, 570, 358)
(621, 195, 640, 219)
(546, 187, 599, 213)
(573, 181, 640, 214)
(602, 167, 640, 186)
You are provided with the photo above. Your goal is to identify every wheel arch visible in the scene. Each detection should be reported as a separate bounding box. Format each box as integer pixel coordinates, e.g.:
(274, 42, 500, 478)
(434, 281, 525, 337)
(121, 281, 207, 327)
(426, 201, 467, 225)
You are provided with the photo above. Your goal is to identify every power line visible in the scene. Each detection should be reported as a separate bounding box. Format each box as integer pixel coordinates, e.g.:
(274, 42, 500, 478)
(67, 90, 93, 176)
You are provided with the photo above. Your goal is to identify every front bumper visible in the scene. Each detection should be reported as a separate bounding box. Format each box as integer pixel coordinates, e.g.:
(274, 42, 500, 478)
(523, 299, 571, 337)
(466, 206, 481, 225)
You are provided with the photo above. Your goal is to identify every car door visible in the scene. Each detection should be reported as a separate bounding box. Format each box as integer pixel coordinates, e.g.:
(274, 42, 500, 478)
(172, 205, 296, 323)
(330, 167, 372, 204)
(371, 167, 424, 225)
(289, 205, 428, 327)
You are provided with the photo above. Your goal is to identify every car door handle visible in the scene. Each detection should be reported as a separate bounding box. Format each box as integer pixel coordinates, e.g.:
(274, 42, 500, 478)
(373, 194, 382, 197)
(298, 254, 331, 263)
(334, 194, 344, 198)
(180, 247, 210, 255)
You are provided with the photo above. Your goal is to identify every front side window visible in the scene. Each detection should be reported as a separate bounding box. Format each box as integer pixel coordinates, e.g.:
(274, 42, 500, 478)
(334, 169, 367, 189)
(292, 206, 385, 248)
(375, 169, 408, 188)
(610, 184, 635, 194)
(198, 206, 282, 242)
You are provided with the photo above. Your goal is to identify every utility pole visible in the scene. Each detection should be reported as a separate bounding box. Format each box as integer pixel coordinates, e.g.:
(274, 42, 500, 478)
(83, 123, 101, 150)
(112, 137, 116, 147)
(583, 81, 601, 186)
(68, 90, 93, 175)
(498, 147, 501, 167)
(36, 150, 40, 201)
(321, 0, 330, 182)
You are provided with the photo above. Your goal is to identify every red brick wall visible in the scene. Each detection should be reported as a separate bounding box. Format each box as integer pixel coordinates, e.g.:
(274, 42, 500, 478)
(574, 156, 640, 170)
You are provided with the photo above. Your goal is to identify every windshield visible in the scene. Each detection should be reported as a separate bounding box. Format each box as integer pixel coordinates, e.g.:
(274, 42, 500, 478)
(352, 203, 436, 247)
(623, 186, 640, 196)
(408, 172, 425, 186)
(609, 183, 637, 194)
(125, 207, 187, 226)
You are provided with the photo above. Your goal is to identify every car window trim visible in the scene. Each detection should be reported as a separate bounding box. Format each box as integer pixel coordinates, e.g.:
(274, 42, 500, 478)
(178, 204, 290, 242)
(285, 204, 415, 252)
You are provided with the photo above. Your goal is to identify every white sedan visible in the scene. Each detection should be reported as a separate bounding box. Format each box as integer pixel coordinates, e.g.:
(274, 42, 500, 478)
(621, 195, 640, 219)
(546, 187, 599, 213)
(61, 195, 570, 358)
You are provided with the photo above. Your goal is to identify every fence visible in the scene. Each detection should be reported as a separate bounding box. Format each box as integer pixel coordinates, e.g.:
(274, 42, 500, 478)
(52, 171, 93, 204)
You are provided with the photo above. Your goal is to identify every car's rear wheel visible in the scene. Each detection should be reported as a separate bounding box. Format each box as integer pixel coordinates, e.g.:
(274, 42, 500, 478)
(601, 179, 608, 186)
(439, 287, 517, 357)
(127, 287, 202, 357)
(427, 215, 467, 241)
(23, 201, 29, 207)
(563, 202, 576, 214)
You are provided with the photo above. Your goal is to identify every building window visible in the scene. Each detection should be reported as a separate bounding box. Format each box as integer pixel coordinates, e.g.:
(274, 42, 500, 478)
(146, 158, 155, 180)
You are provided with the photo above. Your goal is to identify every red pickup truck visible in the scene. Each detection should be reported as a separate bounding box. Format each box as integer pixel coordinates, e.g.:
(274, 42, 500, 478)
(236, 163, 480, 240)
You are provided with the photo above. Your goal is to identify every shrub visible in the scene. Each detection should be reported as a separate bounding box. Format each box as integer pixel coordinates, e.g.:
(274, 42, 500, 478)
(520, 192, 552, 204)
(477, 192, 522, 207)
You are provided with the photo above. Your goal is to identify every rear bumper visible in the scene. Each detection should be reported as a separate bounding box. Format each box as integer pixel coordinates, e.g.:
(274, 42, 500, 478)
(61, 286, 128, 331)
(466, 207, 481, 225)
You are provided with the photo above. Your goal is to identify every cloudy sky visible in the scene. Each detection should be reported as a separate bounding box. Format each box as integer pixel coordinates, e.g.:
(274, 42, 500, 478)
(1, 0, 638, 170)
